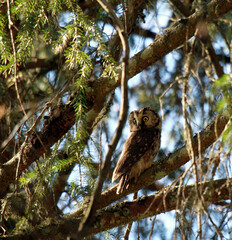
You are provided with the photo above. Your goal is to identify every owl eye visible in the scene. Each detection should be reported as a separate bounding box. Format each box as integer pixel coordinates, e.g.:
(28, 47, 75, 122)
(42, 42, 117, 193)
(143, 116, 149, 122)
(133, 118, 137, 124)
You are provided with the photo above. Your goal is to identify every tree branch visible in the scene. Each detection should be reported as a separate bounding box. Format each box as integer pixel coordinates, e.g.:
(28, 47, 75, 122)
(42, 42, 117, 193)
(70, 113, 229, 217)
(0, 0, 231, 200)
(88, 178, 232, 236)
(170, 0, 224, 79)
(126, 0, 232, 79)
(0, 104, 76, 198)
(3, 178, 231, 239)
(77, 0, 129, 237)
(169, 0, 191, 17)
(18, 57, 59, 71)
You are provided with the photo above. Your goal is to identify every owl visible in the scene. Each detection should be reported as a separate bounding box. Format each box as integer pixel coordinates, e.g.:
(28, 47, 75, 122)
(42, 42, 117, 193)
(112, 107, 161, 194)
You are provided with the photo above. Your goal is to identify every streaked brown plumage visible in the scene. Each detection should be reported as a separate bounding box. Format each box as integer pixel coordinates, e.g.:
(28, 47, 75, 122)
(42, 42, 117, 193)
(112, 107, 161, 194)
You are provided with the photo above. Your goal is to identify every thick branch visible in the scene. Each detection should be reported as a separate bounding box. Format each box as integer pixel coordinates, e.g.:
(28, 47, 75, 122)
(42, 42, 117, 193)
(18, 57, 59, 71)
(71, 113, 229, 216)
(88, 178, 232, 236)
(170, 0, 224, 78)
(78, 0, 129, 236)
(126, 0, 232, 79)
(3, 178, 231, 239)
(169, 0, 191, 17)
(0, 0, 231, 198)
(0, 104, 76, 198)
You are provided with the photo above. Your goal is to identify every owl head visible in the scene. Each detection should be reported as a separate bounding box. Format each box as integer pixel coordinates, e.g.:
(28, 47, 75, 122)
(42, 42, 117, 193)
(128, 107, 161, 132)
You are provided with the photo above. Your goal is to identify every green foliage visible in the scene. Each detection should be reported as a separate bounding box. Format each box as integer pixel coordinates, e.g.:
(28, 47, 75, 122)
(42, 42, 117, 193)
(54, 4, 116, 77)
(48, 0, 63, 15)
(0, 0, 57, 72)
(2, 0, 232, 238)
(54, 6, 117, 136)
(19, 140, 67, 188)
(0, 15, 11, 65)
(1, 0, 116, 200)
(212, 74, 232, 112)
(212, 74, 232, 146)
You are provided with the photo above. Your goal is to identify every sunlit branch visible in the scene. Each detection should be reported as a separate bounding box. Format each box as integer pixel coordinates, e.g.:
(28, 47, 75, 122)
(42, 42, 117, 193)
(77, 0, 129, 238)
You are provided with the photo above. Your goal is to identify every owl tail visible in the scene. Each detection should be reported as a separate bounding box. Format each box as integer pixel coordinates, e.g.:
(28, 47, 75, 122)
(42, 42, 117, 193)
(116, 175, 129, 194)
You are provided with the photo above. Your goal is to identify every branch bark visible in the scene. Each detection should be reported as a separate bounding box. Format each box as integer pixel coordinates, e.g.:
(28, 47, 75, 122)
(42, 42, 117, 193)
(88, 178, 232, 236)
(71, 113, 229, 217)
(126, 0, 232, 79)
(0, 104, 76, 198)
(3, 178, 231, 239)
(0, 0, 231, 199)
(78, 0, 129, 237)
(170, 0, 224, 78)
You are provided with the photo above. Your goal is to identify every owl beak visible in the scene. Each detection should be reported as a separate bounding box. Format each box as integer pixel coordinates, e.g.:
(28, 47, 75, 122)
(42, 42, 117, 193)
(137, 124, 142, 130)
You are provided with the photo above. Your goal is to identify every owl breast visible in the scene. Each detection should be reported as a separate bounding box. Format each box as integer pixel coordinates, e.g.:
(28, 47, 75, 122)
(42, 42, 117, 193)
(128, 148, 154, 180)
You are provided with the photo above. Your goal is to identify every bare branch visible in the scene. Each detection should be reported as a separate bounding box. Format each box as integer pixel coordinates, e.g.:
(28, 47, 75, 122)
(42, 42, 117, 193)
(93, 113, 229, 210)
(7, 0, 26, 116)
(127, 0, 232, 79)
(0, 104, 76, 198)
(169, 0, 191, 17)
(77, 0, 129, 237)
(0, 0, 231, 201)
(67, 113, 228, 221)
(4, 178, 231, 239)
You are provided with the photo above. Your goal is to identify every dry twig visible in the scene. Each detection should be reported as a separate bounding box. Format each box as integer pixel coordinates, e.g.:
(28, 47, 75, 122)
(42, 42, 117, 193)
(77, 0, 130, 238)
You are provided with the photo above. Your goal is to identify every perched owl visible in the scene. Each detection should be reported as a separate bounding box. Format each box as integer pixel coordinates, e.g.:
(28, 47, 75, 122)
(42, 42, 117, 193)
(112, 107, 161, 194)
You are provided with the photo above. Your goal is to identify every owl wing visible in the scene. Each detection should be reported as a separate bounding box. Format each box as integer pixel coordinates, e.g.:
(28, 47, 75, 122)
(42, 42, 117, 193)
(112, 128, 160, 183)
